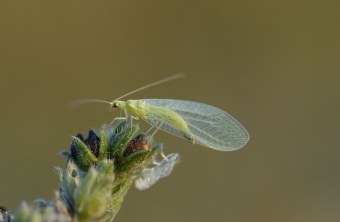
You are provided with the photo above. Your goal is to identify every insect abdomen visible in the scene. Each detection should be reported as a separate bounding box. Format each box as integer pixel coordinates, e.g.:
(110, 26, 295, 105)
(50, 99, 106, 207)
(183, 132, 195, 144)
(145, 105, 194, 140)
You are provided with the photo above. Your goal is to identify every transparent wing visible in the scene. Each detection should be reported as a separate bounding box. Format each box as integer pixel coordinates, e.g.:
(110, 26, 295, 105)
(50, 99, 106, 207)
(141, 99, 249, 151)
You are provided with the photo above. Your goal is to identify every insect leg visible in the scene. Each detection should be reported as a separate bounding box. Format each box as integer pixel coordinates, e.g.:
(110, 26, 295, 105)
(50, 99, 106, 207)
(128, 116, 139, 127)
(107, 117, 127, 128)
(149, 122, 164, 138)
(145, 126, 155, 135)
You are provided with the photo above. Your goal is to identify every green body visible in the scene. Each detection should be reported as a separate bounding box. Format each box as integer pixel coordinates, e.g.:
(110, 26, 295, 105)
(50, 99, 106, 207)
(115, 100, 192, 140)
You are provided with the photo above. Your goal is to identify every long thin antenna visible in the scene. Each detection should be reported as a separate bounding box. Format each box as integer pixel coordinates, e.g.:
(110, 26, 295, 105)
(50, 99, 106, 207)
(70, 98, 112, 109)
(113, 73, 185, 101)
(70, 73, 185, 109)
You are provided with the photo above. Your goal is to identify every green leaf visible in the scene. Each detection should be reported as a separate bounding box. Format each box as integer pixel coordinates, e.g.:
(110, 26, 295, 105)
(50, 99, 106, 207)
(108, 125, 139, 160)
(71, 137, 97, 171)
(73, 161, 115, 221)
(117, 150, 151, 173)
(98, 128, 109, 160)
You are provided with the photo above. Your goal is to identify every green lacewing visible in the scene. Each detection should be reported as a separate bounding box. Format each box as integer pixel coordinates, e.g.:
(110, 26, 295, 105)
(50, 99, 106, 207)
(73, 74, 249, 151)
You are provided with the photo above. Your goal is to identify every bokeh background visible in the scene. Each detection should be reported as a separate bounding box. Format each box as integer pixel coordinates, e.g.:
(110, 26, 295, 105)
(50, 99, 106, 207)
(1, 1, 339, 221)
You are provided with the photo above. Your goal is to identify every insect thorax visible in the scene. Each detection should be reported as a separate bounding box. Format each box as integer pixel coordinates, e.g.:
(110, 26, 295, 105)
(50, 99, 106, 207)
(125, 100, 147, 118)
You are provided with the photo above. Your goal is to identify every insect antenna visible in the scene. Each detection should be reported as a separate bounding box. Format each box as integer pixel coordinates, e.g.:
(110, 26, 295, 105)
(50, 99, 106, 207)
(71, 73, 184, 111)
(113, 73, 185, 101)
(70, 98, 113, 111)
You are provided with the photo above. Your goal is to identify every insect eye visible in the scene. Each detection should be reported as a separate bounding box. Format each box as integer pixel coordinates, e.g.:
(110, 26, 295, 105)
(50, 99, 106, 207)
(112, 103, 118, 108)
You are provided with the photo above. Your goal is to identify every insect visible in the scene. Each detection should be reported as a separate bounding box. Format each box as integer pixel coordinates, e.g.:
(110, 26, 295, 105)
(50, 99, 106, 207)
(73, 74, 249, 151)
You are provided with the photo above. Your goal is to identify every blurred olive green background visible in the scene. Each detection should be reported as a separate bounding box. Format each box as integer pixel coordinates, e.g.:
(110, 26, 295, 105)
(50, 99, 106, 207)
(1, 0, 339, 221)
